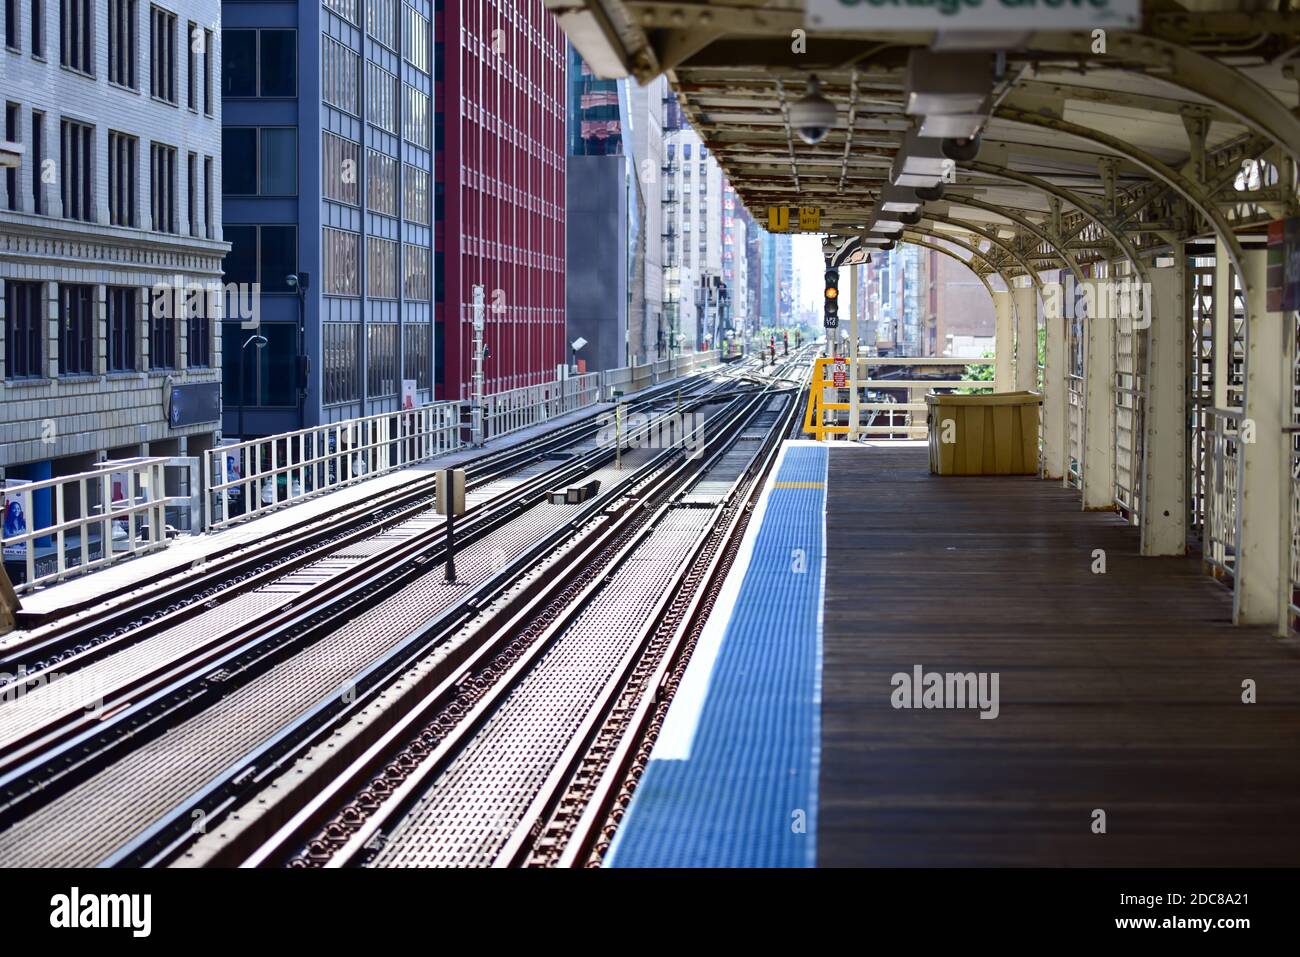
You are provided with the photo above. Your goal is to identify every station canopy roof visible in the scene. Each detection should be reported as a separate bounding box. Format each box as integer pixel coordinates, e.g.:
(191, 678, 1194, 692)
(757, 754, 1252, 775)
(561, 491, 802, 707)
(547, 0, 1300, 277)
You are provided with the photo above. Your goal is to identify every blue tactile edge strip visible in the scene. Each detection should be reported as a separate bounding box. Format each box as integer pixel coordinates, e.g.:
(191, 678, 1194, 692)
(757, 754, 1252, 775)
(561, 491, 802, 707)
(606, 442, 827, 868)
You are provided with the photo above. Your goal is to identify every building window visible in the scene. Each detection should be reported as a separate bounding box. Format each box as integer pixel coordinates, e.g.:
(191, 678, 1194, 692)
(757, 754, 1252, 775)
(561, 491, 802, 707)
(323, 227, 360, 296)
(107, 286, 137, 371)
(403, 245, 430, 301)
(222, 28, 296, 99)
(367, 149, 396, 215)
(3, 103, 16, 212)
(30, 110, 43, 214)
(203, 155, 213, 238)
(221, 321, 296, 407)
(150, 5, 177, 103)
(108, 0, 137, 88)
(202, 28, 213, 113)
(187, 21, 198, 109)
(148, 285, 176, 369)
(4, 281, 43, 379)
(366, 236, 397, 299)
(366, 0, 396, 51)
(403, 165, 429, 224)
(186, 150, 196, 234)
(366, 62, 398, 134)
(58, 283, 93, 375)
(222, 127, 296, 196)
(222, 224, 296, 292)
(322, 36, 358, 114)
(31, 0, 42, 56)
(366, 323, 398, 397)
(150, 141, 176, 232)
(59, 0, 92, 74)
(187, 284, 210, 367)
(404, 84, 429, 148)
(322, 322, 360, 405)
(403, 4, 429, 73)
(404, 322, 431, 389)
(5, 0, 18, 50)
(323, 0, 358, 25)
(322, 132, 359, 206)
(108, 130, 138, 227)
(59, 118, 93, 222)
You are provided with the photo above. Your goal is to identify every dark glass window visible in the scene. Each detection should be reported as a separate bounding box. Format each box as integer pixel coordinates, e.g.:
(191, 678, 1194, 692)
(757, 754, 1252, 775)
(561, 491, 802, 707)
(259, 30, 296, 97)
(149, 286, 176, 369)
(222, 321, 296, 407)
(221, 224, 296, 292)
(107, 286, 137, 371)
(4, 281, 43, 379)
(259, 128, 297, 195)
(221, 128, 257, 194)
(259, 225, 296, 292)
(222, 225, 257, 285)
(221, 29, 256, 97)
(58, 283, 94, 375)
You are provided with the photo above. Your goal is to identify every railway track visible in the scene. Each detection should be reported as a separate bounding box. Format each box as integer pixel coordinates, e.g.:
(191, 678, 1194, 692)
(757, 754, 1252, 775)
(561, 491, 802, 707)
(0, 360, 789, 866)
(168, 350, 811, 869)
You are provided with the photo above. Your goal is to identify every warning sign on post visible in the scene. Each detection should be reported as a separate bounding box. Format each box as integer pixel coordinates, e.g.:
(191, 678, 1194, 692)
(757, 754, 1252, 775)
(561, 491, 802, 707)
(831, 360, 848, 388)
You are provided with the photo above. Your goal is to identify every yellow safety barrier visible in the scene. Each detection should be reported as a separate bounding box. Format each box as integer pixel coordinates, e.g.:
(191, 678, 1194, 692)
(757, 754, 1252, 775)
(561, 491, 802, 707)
(803, 356, 851, 441)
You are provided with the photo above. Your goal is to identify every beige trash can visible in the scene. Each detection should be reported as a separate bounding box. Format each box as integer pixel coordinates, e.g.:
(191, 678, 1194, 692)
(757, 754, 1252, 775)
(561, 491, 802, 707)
(926, 391, 1041, 476)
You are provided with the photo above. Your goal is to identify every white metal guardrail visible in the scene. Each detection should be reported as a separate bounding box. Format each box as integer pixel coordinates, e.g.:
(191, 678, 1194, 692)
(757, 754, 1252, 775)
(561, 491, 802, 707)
(2, 354, 724, 593)
(1204, 407, 1243, 581)
(2, 457, 182, 594)
(482, 373, 601, 441)
(205, 402, 462, 529)
(847, 356, 995, 438)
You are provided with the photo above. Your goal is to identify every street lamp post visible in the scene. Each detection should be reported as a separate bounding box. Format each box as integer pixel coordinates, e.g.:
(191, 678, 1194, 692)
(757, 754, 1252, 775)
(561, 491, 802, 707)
(286, 272, 310, 426)
(237, 333, 269, 445)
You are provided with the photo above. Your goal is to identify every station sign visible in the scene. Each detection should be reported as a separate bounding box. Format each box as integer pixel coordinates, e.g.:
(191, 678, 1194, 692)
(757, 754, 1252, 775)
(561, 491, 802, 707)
(768, 206, 822, 233)
(805, 0, 1140, 31)
(168, 382, 221, 428)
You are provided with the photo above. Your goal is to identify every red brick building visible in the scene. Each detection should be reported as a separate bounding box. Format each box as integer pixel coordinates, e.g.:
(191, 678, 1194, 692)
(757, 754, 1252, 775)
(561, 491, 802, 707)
(436, 0, 567, 399)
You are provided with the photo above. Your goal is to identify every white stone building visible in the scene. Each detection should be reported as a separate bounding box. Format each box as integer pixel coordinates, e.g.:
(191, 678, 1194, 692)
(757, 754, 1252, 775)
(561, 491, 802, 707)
(1, 0, 227, 493)
(662, 123, 723, 352)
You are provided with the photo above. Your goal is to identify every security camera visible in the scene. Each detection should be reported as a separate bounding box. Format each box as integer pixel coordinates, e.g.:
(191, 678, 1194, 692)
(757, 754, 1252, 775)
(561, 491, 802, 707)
(789, 75, 837, 145)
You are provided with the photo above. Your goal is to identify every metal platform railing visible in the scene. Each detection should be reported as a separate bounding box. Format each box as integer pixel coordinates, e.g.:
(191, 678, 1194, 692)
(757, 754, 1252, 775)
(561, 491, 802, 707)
(482, 373, 602, 441)
(1204, 407, 1243, 581)
(2, 458, 182, 594)
(806, 355, 996, 440)
(205, 402, 462, 530)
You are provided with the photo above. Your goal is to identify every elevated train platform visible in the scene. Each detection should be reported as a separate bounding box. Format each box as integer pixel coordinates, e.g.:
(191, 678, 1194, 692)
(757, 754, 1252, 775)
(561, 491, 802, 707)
(610, 440, 1300, 867)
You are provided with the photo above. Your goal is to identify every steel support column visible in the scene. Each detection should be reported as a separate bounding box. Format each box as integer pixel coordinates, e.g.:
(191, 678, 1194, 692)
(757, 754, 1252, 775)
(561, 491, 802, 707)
(994, 289, 1014, 392)
(1213, 238, 1233, 410)
(1042, 280, 1068, 481)
(1013, 284, 1039, 393)
(1236, 249, 1288, 630)
(1083, 278, 1116, 510)
(1140, 263, 1187, 556)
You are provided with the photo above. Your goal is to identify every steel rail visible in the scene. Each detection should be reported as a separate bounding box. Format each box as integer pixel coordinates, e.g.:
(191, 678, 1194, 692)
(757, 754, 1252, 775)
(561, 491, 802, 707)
(303, 362, 806, 869)
(0, 380, 753, 838)
(3, 366, 732, 665)
(223, 364, 803, 868)
(101, 380, 787, 867)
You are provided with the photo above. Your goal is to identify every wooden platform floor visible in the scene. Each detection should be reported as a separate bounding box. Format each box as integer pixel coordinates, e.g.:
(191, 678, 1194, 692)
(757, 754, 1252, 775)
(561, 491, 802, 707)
(820, 444, 1300, 866)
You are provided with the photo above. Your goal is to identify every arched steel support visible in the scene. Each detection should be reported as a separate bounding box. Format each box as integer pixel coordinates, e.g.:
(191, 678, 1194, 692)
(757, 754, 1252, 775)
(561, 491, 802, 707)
(923, 213, 1045, 294)
(995, 106, 1248, 283)
(961, 160, 1152, 285)
(942, 194, 1087, 286)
